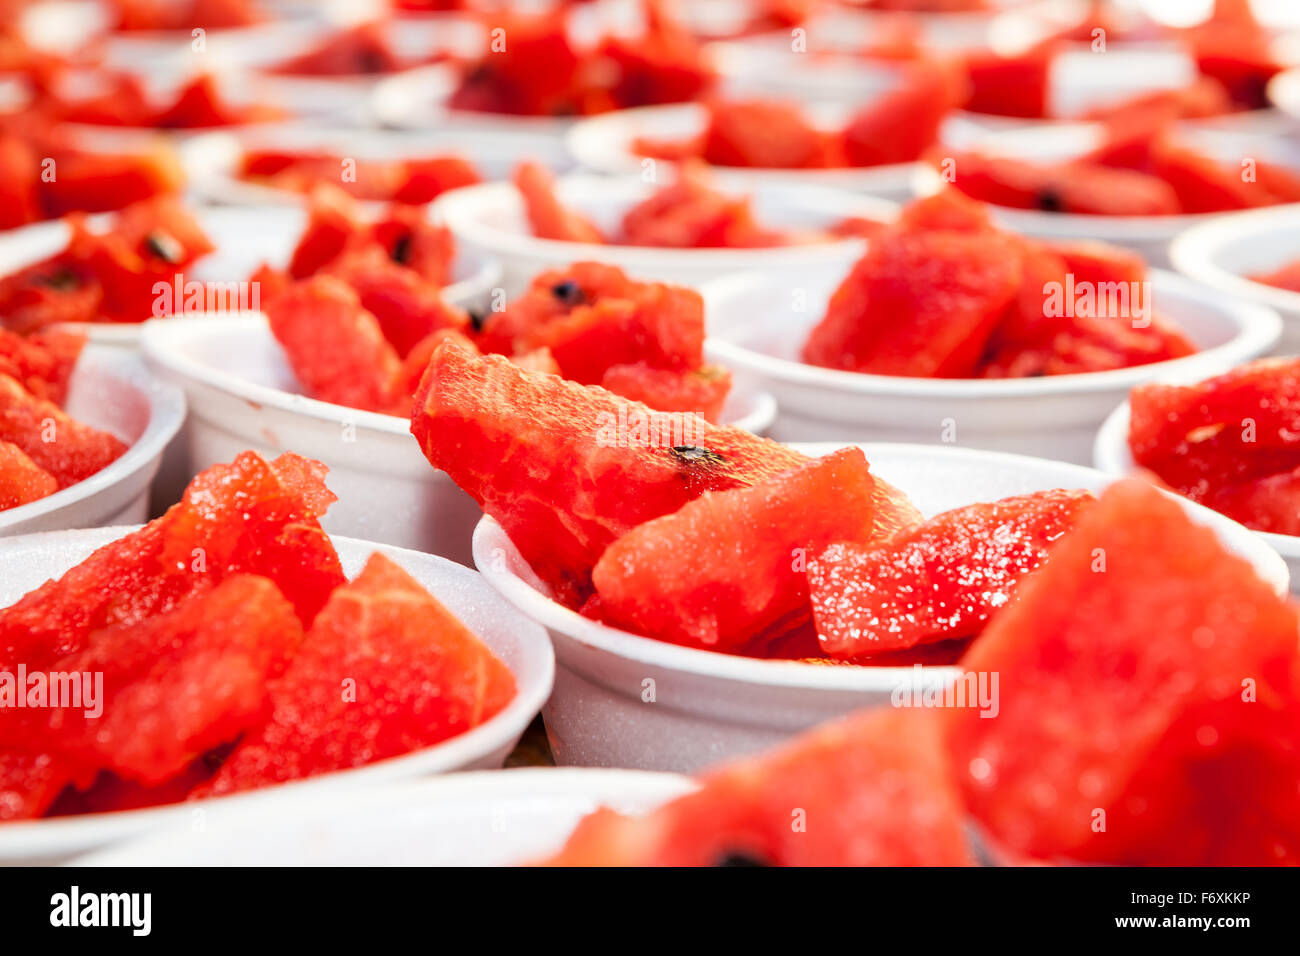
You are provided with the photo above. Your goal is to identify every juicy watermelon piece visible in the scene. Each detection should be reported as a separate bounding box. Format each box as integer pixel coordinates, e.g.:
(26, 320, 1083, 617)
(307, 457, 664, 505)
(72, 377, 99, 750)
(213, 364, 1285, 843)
(393, 156, 481, 205)
(1128, 358, 1300, 505)
(0, 451, 343, 666)
(321, 246, 467, 359)
(265, 275, 402, 413)
(288, 184, 367, 278)
(1204, 467, 1300, 536)
(0, 374, 127, 488)
(476, 260, 638, 355)
(369, 204, 457, 287)
(409, 342, 808, 605)
(700, 100, 833, 169)
(513, 162, 605, 244)
(802, 228, 1023, 376)
(0, 440, 57, 510)
(961, 40, 1055, 119)
(0, 328, 84, 406)
(270, 20, 404, 76)
(201, 553, 515, 796)
(152, 73, 279, 129)
(808, 489, 1095, 658)
(0, 136, 42, 229)
(0, 751, 72, 822)
(448, 11, 582, 117)
(842, 60, 964, 167)
(591, 14, 713, 112)
(29, 575, 302, 785)
(599, 362, 731, 421)
(589, 447, 882, 652)
(946, 152, 1181, 215)
(947, 479, 1300, 864)
(1150, 139, 1269, 213)
(619, 166, 785, 248)
(41, 145, 185, 218)
(896, 189, 997, 234)
(1043, 239, 1147, 288)
(542, 707, 973, 866)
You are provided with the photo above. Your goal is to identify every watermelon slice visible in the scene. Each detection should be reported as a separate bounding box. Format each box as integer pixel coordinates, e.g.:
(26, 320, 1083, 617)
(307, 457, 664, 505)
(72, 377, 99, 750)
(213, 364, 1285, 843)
(947, 479, 1300, 864)
(0, 751, 73, 822)
(201, 553, 515, 796)
(700, 99, 834, 169)
(0, 440, 57, 510)
(801, 227, 1023, 376)
(1149, 138, 1269, 213)
(270, 20, 404, 76)
(618, 165, 785, 248)
(808, 489, 1095, 658)
(264, 275, 402, 413)
(475, 261, 638, 355)
(961, 40, 1055, 119)
(0, 327, 84, 407)
(599, 362, 731, 422)
(287, 184, 367, 278)
(589, 447, 883, 653)
(25, 575, 302, 785)
(0, 374, 127, 488)
(513, 162, 605, 244)
(541, 706, 973, 866)
(841, 60, 965, 167)
(409, 341, 808, 605)
(946, 152, 1181, 215)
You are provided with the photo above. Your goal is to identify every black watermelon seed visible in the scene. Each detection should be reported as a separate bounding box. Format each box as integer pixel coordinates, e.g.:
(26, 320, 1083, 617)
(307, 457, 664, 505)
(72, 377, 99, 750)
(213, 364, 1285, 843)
(551, 279, 584, 305)
(390, 234, 412, 265)
(712, 851, 771, 867)
(670, 445, 727, 466)
(1035, 189, 1063, 213)
(467, 308, 487, 332)
(144, 231, 184, 264)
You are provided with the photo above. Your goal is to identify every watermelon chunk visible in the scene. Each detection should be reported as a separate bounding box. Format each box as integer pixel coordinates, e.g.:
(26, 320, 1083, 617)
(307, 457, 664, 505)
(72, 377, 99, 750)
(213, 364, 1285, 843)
(841, 60, 964, 167)
(0, 451, 343, 667)
(0, 136, 41, 230)
(0, 327, 84, 406)
(27, 575, 302, 785)
(409, 341, 808, 604)
(0, 440, 57, 510)
(542, 707, 973, 866)
(476, 261, 638, 355)
(200, 553, 515, 796)
(802, 228, 1023, 376)
(288, 184, 368, 279)
(947, 152, 1181, 215)
(513, 162, 605, 244)
(270, 20, 404, 76)
(1149, 138, 1269, 213)
(961, 40, 1055, 119)
(0, 374, 127, 488)
(0, 751, 72, 822)
(947, 479, 1300, 864)
(619, 165, 785, 248)
(265, 275, 402, 413)
(589, 447, 882, 652)
(700, 99, 833, 169)
(599, 362, 731, 421)
(808, 489, 1095, 658)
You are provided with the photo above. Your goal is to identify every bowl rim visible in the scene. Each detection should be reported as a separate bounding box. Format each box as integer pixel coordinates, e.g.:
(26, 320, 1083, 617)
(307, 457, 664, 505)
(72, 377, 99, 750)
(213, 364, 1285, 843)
(139, 312, 778, 437)
(431, 175, 898, 267)
(700, 266, 1283, 399)
(1093, 399, 1300, 558)
(0, 349, 186, 532)
(471, 440, 1290, 690)
(1167, 204, 1300, 316)
(0, 526, 557, 859)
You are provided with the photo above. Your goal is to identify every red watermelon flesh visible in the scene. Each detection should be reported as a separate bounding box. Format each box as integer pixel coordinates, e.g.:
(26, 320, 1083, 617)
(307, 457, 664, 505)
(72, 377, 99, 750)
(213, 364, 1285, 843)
(947, 479, 1300, 864)
(1043, 239, 1147, 288)
(1149, 139, 1270, 213)
(270, 20, 404, 76)
(947, 152, 1181, 215)
(1128, 358, 1300, 502)
(0, 328, 85, 406)
(541, 706, 973, 866)
(961, 40, 1055, 119)
(200, 553, 515, 796)
(369, 204, 457, 287)
(801, 228, 1023, 376)
(1252, 258, 1300, 293)
(0, 451, 343, 667)
(264, 275, 402, 413)
(1204, 467, 1300, 536)
(41, 145, 185, 219)
(287, 184, 368, 278)
(896, 189, 997, 234)
(513, 162, 605, 244)
(0, 136, 41, 230)
(599, 362, 731, 421)
(842, 60, 965, 167)
(589, 447, 881, 653)
(701, 99, 834, 169)
(808, 489, 1095, 658)
(409, 341, 808, 605)
(0, 374, 127, 488)
(0, 751, 73, 822)
(0, 440, 57, 510)
(26, 575, 302, 785)
(619, 167, 786, 248)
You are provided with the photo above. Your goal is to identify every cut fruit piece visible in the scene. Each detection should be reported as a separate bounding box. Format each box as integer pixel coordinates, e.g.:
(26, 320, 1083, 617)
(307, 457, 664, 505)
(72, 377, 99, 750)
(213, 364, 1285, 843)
(842, 60, 965, 167)
(808, 489, 1095, 658)
(1204, 467, 1300, 535)
(802, 228, 1023, 376)
(1149, 139, 1270, 213)
(264, 275, 402, 413)
(946, 152, 1181, 215)
(590, 447, 880, 653)
(0, 751, 73, 822)
(287, 183, 367, 278)
(0, 374, 127, 488)
(619, 165, 785, 248)
(542, 707, 973, 866)
(0, 451, 343, 667)
(513, 162, 605, 244)
(700, 99, 832, 169)
(947, 479, 1300, 864)
(0, 440, 58, 510)
(200, 553, 515, 796)
(409, 342, 807, 604)
(30, 575, 302, 785)
(961, 40, 1055, 119)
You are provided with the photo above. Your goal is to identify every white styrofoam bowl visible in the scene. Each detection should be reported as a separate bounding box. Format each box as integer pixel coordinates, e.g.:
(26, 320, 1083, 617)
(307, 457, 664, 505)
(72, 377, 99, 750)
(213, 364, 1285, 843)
(181, 123, 575, 207)
(0, 526, 555, 865)
(1168, 204, 1300, 356)
(140, 313, 775, 563)
(0, 206, 502, 349)
(1094, 398, 1300, 594)
(0, 348, 184, 536)
(700, 266, 1280, 463)
(473, 441, 1289, 774)
(912, 122, 1300, 265)
(69, 767, 694, 866)
(566, 103, 982, 202)
(433, 174, 897, 293)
